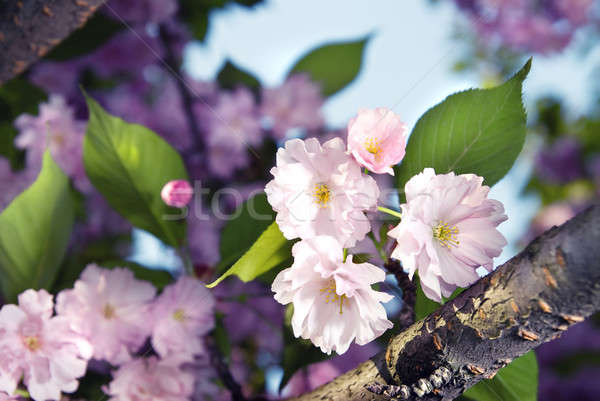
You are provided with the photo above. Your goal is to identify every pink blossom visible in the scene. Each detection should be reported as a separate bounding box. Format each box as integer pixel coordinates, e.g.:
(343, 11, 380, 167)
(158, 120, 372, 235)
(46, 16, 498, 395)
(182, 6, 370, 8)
(0, 290, 92, 401)
(0, 392, 19, 401)
(272, 237, 393, 354)
(55, 264, 156, 365)
(104, 357, 194, 401)
(151, 276, 215, 360)
(260, 74, 324, 139)
(388, 168, 507, 302)
(161, 180, 193, 208)
(265, 138, 379, 247)
(14, 95, 89, 192)
(347, 108, 407, 175)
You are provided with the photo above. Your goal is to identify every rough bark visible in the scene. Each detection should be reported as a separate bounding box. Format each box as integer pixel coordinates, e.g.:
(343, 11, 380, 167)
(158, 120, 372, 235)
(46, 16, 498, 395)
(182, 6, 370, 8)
(292, 205, 600, 401)
(0, 0, 105, 85)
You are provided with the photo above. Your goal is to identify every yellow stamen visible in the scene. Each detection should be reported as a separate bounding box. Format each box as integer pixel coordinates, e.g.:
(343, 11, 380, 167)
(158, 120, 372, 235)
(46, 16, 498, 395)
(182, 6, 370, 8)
(23, 336, 41, 351)
(313, 184, 331, 207)
(103, 303, 116, 319)
(173, 308, 186, 322)
(319, 279, 347, 314)
(364, 137, 381, 156)
(433, 221, 460, 248)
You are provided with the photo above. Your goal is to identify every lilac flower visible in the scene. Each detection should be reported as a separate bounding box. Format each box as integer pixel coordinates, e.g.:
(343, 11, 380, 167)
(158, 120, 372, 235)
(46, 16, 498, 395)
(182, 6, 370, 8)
(104, 0, 178, 24)
(265, 137, 379, 247)
(104, 356, 194, 401)
(0, 290, 92, 401)
(14, 95, 89, 192)
(389, 168, 507, 302)
(55, 264, 156, 365)
(0, 159, 35, 211)
(151, 276, 215, 360)
(187, 213, 221, 268)
(272, 237, 393, 354)
(260, 74, 324, 139)
(535, 137, 584, 184)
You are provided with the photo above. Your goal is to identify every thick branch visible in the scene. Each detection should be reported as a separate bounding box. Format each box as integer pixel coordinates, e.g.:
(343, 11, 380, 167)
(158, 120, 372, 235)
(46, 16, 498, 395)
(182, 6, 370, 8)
(0, 0, 105, 84)
(292, 205, 600, 401)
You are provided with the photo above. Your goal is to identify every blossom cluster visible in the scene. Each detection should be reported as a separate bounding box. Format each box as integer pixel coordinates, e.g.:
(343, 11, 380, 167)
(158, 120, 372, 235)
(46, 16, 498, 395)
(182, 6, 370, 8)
(266, 108, 508, 353)
(0, 265, 215, 401)
(453, 0, 597, 54)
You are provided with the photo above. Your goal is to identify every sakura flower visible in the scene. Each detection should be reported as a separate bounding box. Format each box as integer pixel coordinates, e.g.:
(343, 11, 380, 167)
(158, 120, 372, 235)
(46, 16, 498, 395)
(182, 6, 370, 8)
(272, 237, 393, 354)
(388, 168, 507, 302)
(161, 180, 193, 208)
(0, 290, 92, 401)
(104, 356, 194, 401)
(55, 264, 156, 365)
(347, 108, 407, 175)
(14, 95, 89, 192)
(265, 138, 379, 247)
(260, 74, 324, 139)
(151, 276, 215, 360)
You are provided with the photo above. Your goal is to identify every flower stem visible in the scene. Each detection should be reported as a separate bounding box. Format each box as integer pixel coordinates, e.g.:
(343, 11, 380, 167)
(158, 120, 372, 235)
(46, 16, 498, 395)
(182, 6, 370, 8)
(377, 206, 402, 220)
(343, 248, 348, 262)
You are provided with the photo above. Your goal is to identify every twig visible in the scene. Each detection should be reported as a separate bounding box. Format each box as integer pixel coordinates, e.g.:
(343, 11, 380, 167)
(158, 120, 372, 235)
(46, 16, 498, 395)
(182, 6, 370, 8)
(207, 335, 247, 401)
(385, 259, 416, 330)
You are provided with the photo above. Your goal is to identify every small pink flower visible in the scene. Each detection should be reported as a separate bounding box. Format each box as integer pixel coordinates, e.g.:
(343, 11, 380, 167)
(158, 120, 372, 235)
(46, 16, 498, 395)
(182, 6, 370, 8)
(55, 264, 156, 365)
(272, 237, 393, 354)
(151, 276, 215, 360)
(105, 357, 194, 401)
(265, 138, 379, 247)
(161, 180, 193, 208)
(388, 168, 507, 302)
(0, 290, 92, 401)
(347, 108, 407, 175)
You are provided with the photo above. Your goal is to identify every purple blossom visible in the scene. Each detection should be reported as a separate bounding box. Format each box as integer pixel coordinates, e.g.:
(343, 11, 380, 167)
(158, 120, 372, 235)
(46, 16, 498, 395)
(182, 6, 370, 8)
(260, 74, 324, 140)
(535, 137, 585, 184)
(104, 0, 178, 24)
(55, 264, 156, 365)
(0, 159, 36, 212)
(14, 95, 89, 192)
(187, 213, 221, 268)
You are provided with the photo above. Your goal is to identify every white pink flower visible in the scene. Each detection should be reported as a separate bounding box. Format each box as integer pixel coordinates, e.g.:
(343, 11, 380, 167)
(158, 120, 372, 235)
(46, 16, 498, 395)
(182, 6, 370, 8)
(388, 168, 507, 302)
(0, 289, 92, 401)
(104, 357, 194, 401)
(55, 264, 156, 365)
(272, 237, 393, 354)
(260, 74, 324, 139)
(347, 108, 407, 175)
(265, 138, 379, 247)
(161, 180, 193, 208)
(151, 276, 215, 360)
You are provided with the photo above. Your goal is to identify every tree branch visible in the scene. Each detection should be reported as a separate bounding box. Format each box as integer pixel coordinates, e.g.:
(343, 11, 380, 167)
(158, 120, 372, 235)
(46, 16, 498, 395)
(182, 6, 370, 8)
(291, 205, 600, 401)
(0, 0, 105, 85)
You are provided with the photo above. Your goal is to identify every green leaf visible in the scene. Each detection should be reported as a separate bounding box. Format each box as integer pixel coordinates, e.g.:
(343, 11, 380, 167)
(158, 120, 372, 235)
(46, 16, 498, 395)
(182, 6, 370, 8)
(463, 351, 538, 401)
(46, 13, 123, 61)
(217, 60, 261, 91)
(218, 193, 276, 272)
(0, 152, 74, 301)
(83, 93, 188, 247)
(207, 222, 292, 288)
(280, 305, 331, 389)
(288, 37, 369, 97)
(395, 59, 531, 199)
(101, 260, 174, 290)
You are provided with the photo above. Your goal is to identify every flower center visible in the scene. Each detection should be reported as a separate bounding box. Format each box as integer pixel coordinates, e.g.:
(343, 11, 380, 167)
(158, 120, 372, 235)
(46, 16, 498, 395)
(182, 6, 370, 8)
(103, 303, 116, 319)
(319, 279, 347, 315)
(433, 222, 460, 248)
(313, 183, 331, 207)
(23, 336, 41, 352)
(364, 137, 381, 155)
(172, 308, 186, 322)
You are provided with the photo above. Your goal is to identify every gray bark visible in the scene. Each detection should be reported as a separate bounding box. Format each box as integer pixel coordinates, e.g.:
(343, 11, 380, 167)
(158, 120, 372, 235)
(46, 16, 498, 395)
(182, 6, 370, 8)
(291, 205, 600, 401)
(0, 0, 105, 84)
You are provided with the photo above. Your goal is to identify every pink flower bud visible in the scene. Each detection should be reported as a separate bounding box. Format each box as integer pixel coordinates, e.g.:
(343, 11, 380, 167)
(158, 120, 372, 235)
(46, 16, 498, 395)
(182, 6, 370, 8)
(347, 108, 407, 175)
(161, 180, 193, 208)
